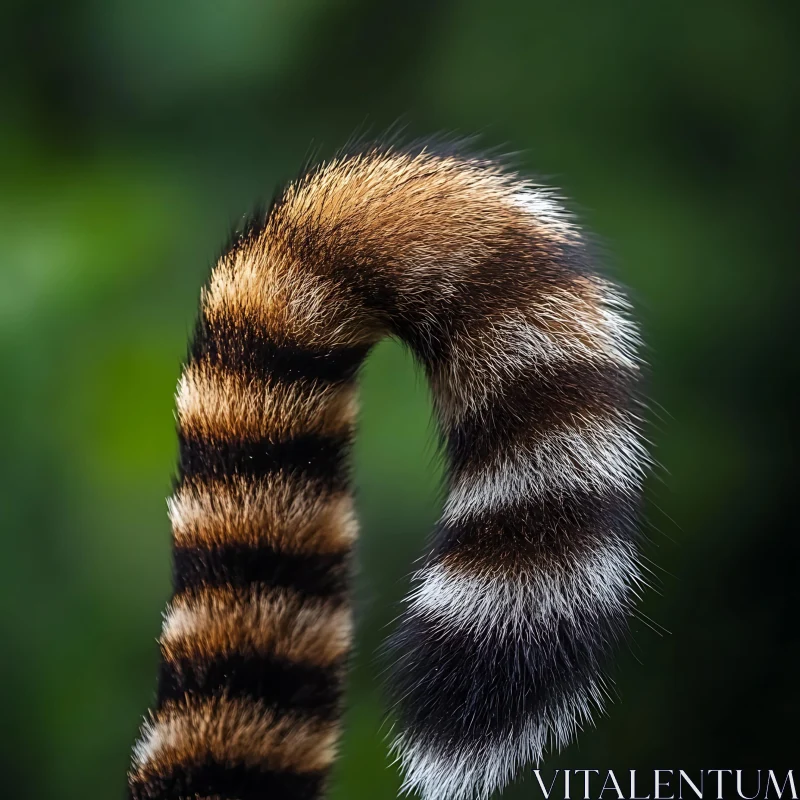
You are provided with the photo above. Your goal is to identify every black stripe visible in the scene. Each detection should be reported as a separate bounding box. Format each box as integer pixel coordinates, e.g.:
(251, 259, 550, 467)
(392, 235, 600, 368)
(429, 488, 640, 566)
(190, 314, 369, 385)
(173, 544, 350, 598)
(178, 430, 352, 487)
(446, 360, 641, 473)
(129, 760, 325, 800)
(157, 653, 343, 719)
(386, 594, 627, 752)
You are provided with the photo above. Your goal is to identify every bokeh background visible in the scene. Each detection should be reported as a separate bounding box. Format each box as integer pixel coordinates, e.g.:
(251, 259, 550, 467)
(2, 2, 797, 798)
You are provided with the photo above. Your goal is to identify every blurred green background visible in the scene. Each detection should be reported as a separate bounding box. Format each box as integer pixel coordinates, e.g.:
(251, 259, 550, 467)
(1, 1, 797, 798)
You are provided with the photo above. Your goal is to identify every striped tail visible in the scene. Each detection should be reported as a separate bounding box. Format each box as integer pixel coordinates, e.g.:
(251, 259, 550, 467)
(128, 142, 647, 800)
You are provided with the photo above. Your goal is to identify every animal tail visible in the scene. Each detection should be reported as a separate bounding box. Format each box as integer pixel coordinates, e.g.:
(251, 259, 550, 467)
(128, 141, 647, 800)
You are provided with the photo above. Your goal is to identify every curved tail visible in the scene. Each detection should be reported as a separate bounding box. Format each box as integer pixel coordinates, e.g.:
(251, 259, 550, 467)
(128, 142, 647, 800)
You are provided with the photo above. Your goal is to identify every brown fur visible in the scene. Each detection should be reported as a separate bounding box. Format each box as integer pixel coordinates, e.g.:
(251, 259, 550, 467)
(168, 476, 357, 554)
(161, 586, 351, 668)
(204, 151, 577, 352)
(177, 361, 358, 442)
(132, 696, 337, 778)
